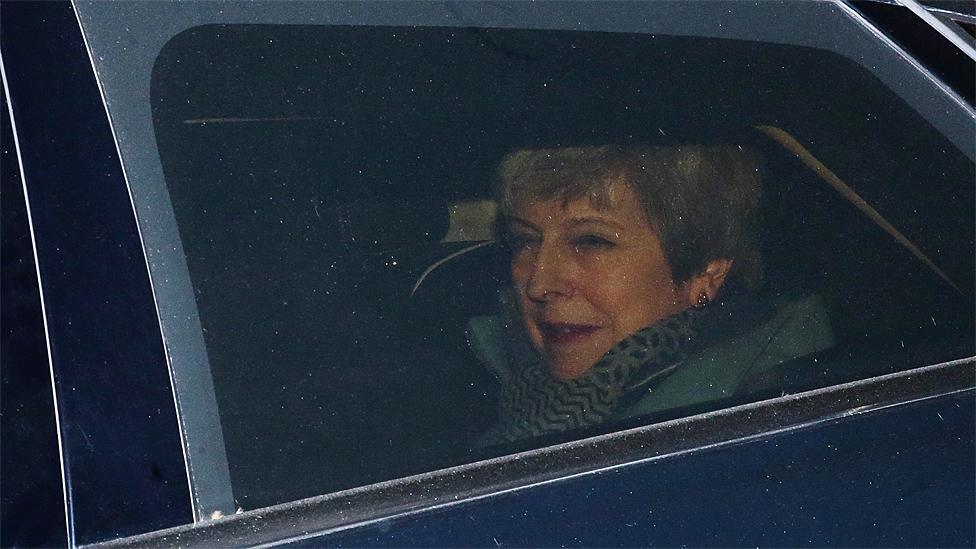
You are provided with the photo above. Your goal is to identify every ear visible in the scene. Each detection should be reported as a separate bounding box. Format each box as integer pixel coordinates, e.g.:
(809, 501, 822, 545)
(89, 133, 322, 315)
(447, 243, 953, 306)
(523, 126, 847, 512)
(682, 259, 733, 308)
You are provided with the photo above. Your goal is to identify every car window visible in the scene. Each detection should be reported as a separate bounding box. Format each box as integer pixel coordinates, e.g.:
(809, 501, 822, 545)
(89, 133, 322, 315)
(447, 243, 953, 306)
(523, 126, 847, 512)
(76, 1, 974, 518)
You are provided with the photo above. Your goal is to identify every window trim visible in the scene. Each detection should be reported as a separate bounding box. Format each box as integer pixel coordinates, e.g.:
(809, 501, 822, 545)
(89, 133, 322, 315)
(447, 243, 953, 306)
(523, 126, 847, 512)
(97, 358, 975, 548)
(891, 0, 976, 60)
(69, 3, 234, 524)
(0, 2, 194, 543)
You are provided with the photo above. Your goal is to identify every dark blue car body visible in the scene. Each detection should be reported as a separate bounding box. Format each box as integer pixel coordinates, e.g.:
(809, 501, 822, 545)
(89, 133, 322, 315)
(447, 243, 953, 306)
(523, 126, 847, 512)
(1, 1, 973, 546)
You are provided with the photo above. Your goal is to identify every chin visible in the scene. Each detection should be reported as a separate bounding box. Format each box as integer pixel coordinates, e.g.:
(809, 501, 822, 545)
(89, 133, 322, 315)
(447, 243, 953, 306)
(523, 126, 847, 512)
(546, 357, 595, 380)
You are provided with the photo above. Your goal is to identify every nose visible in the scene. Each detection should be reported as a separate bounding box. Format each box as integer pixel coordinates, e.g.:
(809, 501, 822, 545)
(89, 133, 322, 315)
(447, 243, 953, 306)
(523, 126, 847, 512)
(524, 241, 572, 302)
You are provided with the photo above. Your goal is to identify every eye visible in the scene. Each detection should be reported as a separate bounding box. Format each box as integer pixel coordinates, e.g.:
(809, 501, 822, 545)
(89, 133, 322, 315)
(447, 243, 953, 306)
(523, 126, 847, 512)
(502, 230, 539, 252)
(572, 234, 615, 251)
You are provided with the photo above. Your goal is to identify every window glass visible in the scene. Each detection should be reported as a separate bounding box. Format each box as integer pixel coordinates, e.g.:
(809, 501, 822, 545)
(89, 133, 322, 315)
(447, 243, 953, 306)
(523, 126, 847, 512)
(146, 23, 974, 509)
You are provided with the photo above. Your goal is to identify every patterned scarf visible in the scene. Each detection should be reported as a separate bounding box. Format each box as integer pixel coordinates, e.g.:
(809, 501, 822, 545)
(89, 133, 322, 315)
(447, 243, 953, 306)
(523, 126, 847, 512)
(478, 307, 705, 446)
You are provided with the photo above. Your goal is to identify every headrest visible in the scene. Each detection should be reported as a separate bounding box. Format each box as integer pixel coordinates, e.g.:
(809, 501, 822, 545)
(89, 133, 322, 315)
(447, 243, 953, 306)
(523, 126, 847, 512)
(318, 199, 449, 253)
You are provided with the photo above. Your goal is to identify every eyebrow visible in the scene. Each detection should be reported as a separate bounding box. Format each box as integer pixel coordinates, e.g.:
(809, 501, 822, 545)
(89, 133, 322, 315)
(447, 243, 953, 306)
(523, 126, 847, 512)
(565, 217, 627, 231)
(505, 215, 627, 233)
(505, 217, 541, 232)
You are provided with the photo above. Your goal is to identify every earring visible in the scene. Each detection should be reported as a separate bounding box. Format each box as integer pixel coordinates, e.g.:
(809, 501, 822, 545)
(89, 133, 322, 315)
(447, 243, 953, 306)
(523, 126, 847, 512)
(694, 293, 710, 309)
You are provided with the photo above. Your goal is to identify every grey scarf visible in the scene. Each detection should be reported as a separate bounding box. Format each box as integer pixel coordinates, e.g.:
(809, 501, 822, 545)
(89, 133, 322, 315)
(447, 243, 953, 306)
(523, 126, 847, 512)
(479, 307, 705, 446)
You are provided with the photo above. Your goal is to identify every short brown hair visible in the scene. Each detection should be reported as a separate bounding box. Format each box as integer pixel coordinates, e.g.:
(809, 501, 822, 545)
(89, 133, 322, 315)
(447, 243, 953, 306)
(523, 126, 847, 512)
(494, 145, 764, 287)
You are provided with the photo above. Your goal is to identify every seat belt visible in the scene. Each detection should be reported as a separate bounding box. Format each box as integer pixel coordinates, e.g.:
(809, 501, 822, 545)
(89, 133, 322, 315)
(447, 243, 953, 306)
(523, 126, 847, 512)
(756, 125, 963, 295)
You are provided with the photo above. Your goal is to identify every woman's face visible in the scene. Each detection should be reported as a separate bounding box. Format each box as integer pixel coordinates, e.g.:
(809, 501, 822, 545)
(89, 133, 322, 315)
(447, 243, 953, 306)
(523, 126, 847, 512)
(507, 181, 686, 380)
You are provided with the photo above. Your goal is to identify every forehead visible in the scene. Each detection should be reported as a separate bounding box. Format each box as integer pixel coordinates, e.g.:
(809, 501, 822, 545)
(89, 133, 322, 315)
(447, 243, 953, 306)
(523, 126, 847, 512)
(512, 180, 649, 228)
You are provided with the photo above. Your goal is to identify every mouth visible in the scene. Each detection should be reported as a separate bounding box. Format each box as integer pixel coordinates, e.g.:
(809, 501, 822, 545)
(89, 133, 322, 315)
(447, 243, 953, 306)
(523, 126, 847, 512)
(539, 322, 602, 345)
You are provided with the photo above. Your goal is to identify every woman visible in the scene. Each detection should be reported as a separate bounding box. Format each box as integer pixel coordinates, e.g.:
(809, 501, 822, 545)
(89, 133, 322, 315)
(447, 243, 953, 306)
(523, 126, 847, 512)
(478, 144, 763, 445)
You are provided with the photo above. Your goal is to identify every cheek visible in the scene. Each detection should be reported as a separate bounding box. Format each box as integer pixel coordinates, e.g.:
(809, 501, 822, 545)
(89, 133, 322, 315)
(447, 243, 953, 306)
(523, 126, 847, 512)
(510, 259, 542, 344)
(510, 255, 529, 288)
(517, 296, 546, 354)
(595, 259, 680, 330)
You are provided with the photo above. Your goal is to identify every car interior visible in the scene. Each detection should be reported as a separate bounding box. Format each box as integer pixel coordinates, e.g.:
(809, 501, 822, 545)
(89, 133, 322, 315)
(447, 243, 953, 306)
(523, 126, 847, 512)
(149, 24, 975, 508)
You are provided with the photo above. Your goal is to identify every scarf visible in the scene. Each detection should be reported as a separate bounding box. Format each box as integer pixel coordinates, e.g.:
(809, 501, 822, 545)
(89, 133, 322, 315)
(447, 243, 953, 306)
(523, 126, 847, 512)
(478, 307, 706, 446)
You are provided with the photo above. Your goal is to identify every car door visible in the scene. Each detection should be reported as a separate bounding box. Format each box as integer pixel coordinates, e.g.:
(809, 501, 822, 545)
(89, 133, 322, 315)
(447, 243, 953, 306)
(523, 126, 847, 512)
(1, 1, 973, 546)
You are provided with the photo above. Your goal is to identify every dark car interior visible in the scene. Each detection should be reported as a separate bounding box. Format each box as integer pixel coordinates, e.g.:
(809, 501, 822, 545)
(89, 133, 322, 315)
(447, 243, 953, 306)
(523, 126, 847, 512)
(150, 24, 974, 508)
